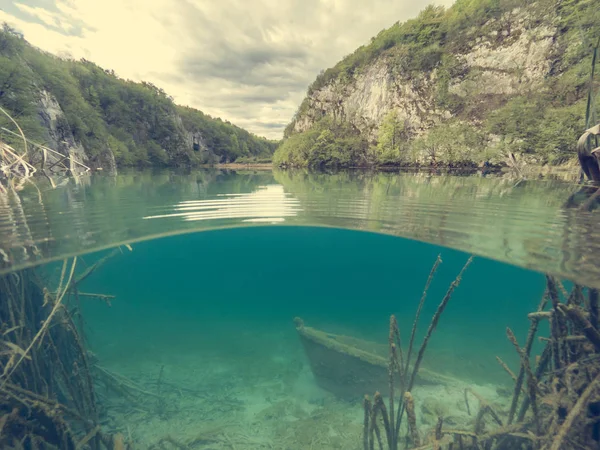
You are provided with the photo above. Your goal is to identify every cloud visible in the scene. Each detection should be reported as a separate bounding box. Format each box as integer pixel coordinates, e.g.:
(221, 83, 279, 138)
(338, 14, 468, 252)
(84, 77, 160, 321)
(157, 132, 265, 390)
(14, 3, 74, 33)
(0, 0, 455, 139)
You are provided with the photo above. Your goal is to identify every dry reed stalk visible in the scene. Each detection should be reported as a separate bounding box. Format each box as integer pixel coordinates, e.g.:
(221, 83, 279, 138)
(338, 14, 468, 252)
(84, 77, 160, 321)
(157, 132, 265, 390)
(361, 255, 476, 450)
(1, 126, 92, 174)
(1, 257, 77, 388)
(567, 284, 584, 306)
(516, 344, 550, 423)
(54, 292, 116, 307)
(407, 256, 473, 392)
(548, 276, 569, 368)
(0, 107, 92, 193)
(507, 289, 549, 425)
(404, 392, 420, 447)
(392, 256, 472, 442)
(0, 141, 36, 180)
(390, 315, 405, 388)
(373, 392, 392, 447)
(404, 254, 442, 376)
(0, 107, 35, 185)
(0, 267, 109, 449)
(506, 327, 540, 435)
(549, 371, 600, 450)
(589, 288, 599, 329)
(495, 356, 517, 383)
(76, 425, 101, 449)
(465, 388, 503, 436)
(363, 396, 372, 450)
(528, 311, 551, 320)
(388, 319, 397, 450)
(369, 395, 384, 450)
(0, 106, 27, 155)
(71, 248, 121, 289)
(557, 304, 600, 352)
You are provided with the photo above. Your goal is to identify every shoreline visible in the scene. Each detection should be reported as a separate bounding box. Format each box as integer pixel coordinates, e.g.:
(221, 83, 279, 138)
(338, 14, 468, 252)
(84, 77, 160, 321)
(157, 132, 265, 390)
(198, 162, 273, 170)
(111, 162, 581, 182)
(198, 161, 579, 172)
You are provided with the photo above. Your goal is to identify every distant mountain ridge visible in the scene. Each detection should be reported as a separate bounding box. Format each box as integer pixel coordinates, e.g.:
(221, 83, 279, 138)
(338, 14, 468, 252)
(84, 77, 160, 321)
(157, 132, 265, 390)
(0, 25, 277, 173)
(275, 0, 600, 169)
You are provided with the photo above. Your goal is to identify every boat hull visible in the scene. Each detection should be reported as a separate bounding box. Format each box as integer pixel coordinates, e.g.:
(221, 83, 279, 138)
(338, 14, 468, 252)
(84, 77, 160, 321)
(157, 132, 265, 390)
(294, 318, 460, 399)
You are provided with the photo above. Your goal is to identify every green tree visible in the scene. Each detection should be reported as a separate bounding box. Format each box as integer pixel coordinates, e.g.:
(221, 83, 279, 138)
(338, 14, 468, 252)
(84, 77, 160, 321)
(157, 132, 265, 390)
(375, 110, 407, 163)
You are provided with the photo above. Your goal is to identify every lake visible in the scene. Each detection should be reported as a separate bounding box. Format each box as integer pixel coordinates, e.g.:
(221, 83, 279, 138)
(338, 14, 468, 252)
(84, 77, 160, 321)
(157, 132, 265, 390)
(1, 168, 598, 449)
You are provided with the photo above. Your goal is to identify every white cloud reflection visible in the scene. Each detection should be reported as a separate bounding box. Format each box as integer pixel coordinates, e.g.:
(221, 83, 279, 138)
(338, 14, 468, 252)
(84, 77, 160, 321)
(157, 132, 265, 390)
(143, 185, 301, 224)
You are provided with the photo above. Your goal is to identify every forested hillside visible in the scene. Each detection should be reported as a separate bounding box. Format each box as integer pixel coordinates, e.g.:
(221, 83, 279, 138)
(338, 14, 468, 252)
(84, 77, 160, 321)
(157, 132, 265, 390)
(0, 25, 277, 171)
(276, 0, 600, 169)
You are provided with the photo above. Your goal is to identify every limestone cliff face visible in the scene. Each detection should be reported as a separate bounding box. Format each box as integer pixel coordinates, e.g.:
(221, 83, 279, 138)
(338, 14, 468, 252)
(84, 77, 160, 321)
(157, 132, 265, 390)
(32, 89, 212, 173)
(292, 5, 560, 142)
(294, 61, 445, 139)
(185, 130, 212, 162)
(36, 90, 117, 174)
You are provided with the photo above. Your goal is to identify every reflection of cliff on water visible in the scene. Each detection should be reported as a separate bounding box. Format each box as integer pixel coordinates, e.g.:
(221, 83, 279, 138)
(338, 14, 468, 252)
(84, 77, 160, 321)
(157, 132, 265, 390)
(273, 169, 600, 289)
(3, 167, 600, 289)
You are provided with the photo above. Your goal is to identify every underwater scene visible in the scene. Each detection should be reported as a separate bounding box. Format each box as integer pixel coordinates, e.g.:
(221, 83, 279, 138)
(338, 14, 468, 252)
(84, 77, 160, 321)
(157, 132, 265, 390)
(76, 228, 545, 448)
(1, 170, 599, 449)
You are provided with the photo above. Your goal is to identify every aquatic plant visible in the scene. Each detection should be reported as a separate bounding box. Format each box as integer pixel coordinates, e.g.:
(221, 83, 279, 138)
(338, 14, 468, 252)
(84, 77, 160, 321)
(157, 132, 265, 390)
(0, 250, 131, 449)
(361, 268, 600, 450)
(362, 255, 472, 450)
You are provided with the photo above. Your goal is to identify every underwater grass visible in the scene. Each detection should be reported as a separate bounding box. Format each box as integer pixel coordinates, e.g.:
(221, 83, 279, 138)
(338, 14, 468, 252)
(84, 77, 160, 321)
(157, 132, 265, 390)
(361, 261, 600, 450)
(0, 249, 133, 449)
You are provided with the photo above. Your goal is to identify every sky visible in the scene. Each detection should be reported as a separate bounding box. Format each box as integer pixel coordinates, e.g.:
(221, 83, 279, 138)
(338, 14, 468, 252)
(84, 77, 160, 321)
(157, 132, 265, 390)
(0, 0, 454, 139)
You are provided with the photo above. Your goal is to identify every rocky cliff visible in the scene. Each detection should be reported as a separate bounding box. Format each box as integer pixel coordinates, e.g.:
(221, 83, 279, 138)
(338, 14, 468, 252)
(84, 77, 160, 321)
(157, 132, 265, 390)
(277, 0, 599, 168)
(35, 89, 117, 174)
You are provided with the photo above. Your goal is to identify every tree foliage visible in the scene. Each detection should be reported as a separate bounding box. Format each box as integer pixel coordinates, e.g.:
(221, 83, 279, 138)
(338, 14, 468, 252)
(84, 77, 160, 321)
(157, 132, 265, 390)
(273, 117, 368, 168)
(279, 0, 600, 168)
(374, 111, 412, 164)
(0, 26, 277, 167)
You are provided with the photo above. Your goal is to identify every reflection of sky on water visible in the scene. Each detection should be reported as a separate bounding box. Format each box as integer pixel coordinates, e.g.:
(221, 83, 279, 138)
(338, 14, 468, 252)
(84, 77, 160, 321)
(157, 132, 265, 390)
(143, 185, 301, 224)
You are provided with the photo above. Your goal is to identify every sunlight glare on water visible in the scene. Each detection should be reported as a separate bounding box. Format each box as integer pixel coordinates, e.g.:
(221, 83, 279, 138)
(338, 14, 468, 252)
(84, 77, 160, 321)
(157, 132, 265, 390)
(143, 184, 302, 223)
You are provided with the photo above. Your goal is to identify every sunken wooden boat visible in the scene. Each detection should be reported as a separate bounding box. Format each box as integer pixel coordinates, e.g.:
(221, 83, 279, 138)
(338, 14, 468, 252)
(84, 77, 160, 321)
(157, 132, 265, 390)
(294, 317, 463, 399)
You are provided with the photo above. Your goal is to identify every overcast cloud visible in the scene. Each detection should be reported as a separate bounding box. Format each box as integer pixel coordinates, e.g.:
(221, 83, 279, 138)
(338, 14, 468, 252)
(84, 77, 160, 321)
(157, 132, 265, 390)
(0, 0, 454, 139)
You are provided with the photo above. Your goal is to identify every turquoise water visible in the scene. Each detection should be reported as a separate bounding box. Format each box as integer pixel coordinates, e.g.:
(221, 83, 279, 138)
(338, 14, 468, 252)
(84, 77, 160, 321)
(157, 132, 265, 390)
(4, 169, 600, 291)
(4, 169, 595, 448)
(66, 226, 547, 446)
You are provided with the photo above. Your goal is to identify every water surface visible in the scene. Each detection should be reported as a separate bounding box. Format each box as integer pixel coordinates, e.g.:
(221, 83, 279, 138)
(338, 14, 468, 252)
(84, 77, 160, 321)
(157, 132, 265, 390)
(1, 168, 590, 448)
(1, 168, 598, 288)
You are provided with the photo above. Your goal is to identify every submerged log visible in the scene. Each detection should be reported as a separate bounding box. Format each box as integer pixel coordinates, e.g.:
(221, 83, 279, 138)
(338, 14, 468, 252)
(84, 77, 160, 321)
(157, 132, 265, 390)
(294, 317, 463, 399)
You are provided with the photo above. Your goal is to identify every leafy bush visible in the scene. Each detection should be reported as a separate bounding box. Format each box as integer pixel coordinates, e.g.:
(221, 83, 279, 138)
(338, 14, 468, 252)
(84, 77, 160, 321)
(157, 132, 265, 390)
(487, 96, 588, 163)
(411, 120, 493, 165)
(274, 117, 368, 168)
